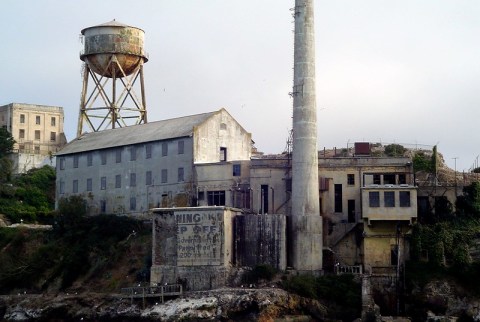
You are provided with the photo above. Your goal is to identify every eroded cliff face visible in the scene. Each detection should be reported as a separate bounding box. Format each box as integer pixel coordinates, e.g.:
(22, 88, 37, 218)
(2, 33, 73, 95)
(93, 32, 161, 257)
(408, 280, 480, 320)
(1, 288, 327, 322)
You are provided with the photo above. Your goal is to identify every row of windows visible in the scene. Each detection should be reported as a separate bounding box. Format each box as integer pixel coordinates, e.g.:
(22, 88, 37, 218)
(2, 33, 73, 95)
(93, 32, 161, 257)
(97, 197, 137, 212)
(60, 140, 185, 170)
(60, 168, 185, 193)
(19, 114, 57, 126)
(368, 191, 411, 208)
(346, 174, 407, 186)
(18, 129, 56, 141)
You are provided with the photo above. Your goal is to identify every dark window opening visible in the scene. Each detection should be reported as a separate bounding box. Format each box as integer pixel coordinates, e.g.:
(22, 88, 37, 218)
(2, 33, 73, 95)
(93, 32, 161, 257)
(334, 184, 343, 213)
(384, 174, 396, 185)
(261, 185, 269, 214)
(384, 191, 395, 207)
(146, 171, 152, 185)
(373, 174, 381, 185)
(101, 152, 107, 165)
(348, 199, 355, 223)
(178, 167, 184, 182)
(399, 191, 411, 207)
(116, 149, 122, 163)
(398, 174, 406, 185)
(161, 169, 168, 183)
(369, 191, 380, 207)
(391, 245, 399, 266)
(130, 147, 137, 161)
(145, 144, 152, 159)
(207, 191, 225, 206)
(233, 164, 241, 176)
(347, 174, 355, 185)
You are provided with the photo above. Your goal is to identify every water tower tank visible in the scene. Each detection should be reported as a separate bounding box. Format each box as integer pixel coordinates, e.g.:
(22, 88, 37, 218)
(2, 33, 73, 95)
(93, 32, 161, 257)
(80, 20, 148, 78)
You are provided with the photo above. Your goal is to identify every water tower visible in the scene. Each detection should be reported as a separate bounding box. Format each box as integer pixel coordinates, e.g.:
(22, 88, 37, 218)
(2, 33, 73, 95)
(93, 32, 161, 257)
(77, 20, 148, 137)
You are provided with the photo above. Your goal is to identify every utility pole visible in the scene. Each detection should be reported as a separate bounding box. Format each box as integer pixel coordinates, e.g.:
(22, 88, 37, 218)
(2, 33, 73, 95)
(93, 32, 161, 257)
(452, 157, 458, 197)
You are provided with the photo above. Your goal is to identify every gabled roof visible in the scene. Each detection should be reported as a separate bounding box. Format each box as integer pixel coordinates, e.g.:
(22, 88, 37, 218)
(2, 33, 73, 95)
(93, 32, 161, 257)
(56, 110, 220, 156)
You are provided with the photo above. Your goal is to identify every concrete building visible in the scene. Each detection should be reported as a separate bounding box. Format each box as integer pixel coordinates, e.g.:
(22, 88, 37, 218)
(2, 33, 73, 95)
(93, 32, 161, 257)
(0, 103, 67, 173)
(249, 145, 418, 275)
(55, 108, 252, 216)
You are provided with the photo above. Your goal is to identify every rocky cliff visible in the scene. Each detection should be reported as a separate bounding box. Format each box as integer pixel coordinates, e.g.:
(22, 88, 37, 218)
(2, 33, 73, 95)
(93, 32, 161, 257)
(0, 288, 327, 321)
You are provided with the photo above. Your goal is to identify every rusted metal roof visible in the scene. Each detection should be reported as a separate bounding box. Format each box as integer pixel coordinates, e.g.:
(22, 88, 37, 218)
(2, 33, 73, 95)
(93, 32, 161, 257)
(56, 110, 220, 156)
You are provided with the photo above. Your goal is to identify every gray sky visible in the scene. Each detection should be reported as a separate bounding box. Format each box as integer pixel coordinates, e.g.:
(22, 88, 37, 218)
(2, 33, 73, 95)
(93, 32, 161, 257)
(1, 1, 479, 172)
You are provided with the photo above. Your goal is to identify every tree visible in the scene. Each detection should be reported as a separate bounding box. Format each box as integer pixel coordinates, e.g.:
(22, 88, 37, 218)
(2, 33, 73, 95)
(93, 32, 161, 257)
(456, 182, 480, 217)
(56, 195, 88, 230)
(413, 152, 433, 172)
(0, 128, 15, 158)
(384, 144, 406, 157)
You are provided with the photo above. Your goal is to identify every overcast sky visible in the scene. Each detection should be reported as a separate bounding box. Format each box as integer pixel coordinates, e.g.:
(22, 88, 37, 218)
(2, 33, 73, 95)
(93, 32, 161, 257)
(1, 1, 479, 171)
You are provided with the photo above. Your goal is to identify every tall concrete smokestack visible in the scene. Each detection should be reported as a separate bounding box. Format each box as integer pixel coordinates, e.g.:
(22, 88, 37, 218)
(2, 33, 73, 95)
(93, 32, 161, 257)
(291, 0, 322, 271)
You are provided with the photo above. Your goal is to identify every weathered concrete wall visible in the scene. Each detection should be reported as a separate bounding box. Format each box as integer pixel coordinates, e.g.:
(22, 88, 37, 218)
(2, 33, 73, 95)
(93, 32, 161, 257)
(234, 214, 287, 270)
(362, 187, 417, 224)
(363, 221, 411, 273)
(0, 103, 66, 173)
(193, 109, 251, 164)
(194, 160, 251, 208)
(56, 137, 194, 216)
(150, 207, 239, 291)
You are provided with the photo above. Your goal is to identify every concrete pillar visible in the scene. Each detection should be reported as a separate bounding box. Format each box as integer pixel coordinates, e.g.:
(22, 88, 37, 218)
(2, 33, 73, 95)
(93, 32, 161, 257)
(291, 0, 322, 271)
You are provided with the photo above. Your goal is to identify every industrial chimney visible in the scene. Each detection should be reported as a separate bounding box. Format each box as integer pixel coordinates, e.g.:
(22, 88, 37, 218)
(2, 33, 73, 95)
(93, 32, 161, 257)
(290, 0, 322, 271)
(77, 20, 148, 137)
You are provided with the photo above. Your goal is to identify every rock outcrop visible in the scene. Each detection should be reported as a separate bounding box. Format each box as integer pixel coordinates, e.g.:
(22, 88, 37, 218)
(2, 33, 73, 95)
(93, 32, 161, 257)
(1, 288, 327, 321)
